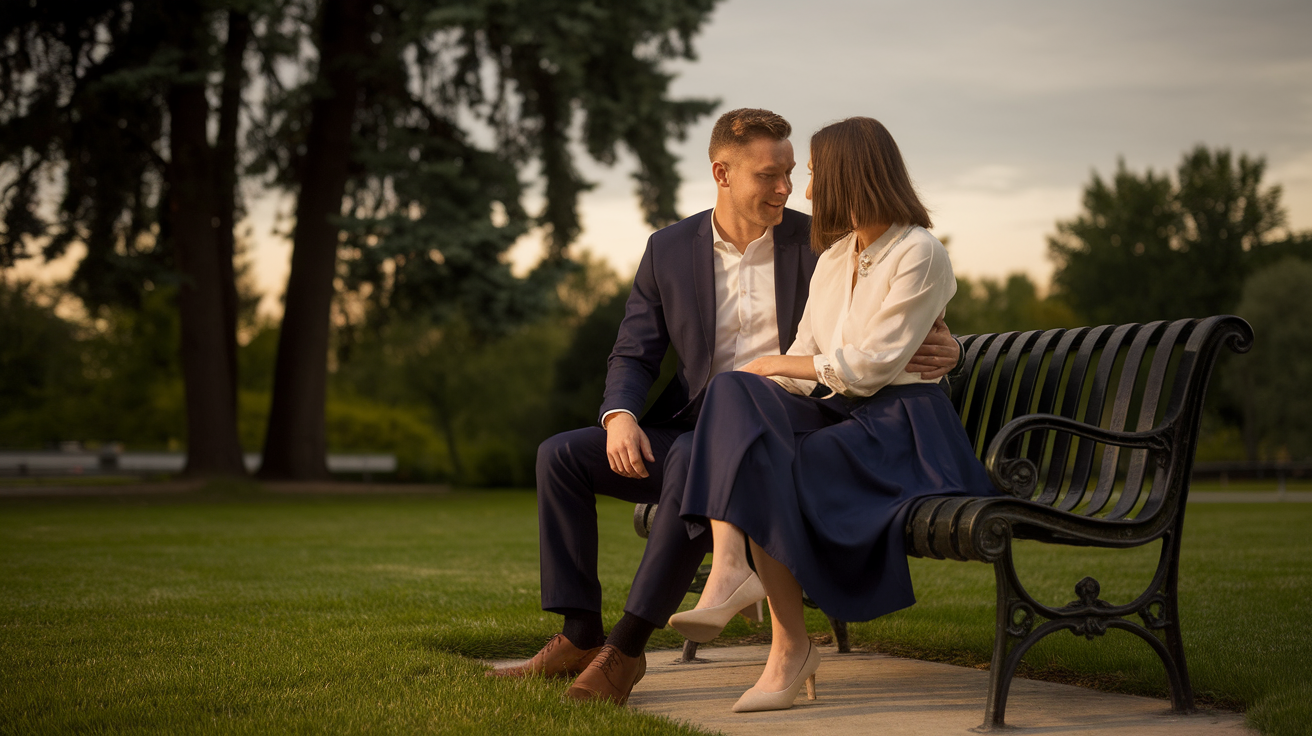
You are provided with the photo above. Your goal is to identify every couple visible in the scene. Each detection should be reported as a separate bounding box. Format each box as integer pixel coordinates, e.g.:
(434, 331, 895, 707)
(490, 109, 996, 712)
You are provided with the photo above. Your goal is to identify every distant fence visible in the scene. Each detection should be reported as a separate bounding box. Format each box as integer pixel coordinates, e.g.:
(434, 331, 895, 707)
(0, 451, 397, 478)
(1192, 461, 1310, 495)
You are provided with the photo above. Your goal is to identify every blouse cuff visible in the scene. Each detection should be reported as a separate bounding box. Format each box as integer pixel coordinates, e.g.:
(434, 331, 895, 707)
(813, 354, 846, 395)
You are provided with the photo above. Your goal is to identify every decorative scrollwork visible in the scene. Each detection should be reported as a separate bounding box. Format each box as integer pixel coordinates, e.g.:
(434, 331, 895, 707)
(1007, 601, 1035, 638)
(1058, 577, 1116, 640)
(995, 457, 1037, 498)
(976, 518, 1010, 560)
(1138, 594, 1169, 629)
(1072, 577, 1105, 607)
(1071, 617, 1110, 640)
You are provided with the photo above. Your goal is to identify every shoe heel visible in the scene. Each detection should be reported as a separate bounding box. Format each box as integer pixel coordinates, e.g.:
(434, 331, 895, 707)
(737, 600, 764, 622)
(805, 674, 816, 700)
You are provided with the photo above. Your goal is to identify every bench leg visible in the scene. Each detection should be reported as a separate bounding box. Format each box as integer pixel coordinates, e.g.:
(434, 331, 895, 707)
(981, 552, 1026, 731)
(826, 616, 850, 653)
(1155, 528, 1196, 713)
(679, 639, 700, 662)
(978, 529, 1198, 730)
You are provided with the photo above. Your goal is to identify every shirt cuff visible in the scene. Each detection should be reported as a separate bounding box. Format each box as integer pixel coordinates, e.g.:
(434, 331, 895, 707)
(948, 335, 966, 377)
(601, 409, 637, 428)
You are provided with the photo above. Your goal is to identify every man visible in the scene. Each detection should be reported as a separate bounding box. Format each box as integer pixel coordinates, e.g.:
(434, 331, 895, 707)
(491, 109, 961, 702)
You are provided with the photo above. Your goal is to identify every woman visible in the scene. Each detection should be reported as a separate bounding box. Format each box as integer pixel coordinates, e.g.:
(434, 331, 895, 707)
(667, 117, 997, 712)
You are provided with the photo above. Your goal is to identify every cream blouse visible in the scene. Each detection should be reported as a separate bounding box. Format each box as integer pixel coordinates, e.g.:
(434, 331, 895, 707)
(772, 224, 956, 398)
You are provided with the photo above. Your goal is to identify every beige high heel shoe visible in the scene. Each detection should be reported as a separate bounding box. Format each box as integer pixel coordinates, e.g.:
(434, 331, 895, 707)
(667, 573, 766, 643)
(731, 643, 821, 713)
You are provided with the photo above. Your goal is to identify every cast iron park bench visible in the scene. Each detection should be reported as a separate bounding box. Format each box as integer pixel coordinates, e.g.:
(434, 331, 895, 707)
(634, 315, 1253, 730)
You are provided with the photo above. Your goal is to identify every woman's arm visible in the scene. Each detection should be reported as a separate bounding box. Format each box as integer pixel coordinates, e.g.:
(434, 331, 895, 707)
(815, 236, 956, 397)
(739, 354, 818, 381)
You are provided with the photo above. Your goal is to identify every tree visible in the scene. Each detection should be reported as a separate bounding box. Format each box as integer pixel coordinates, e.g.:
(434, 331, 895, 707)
(1225, 258, 1312, 461)
(1049, 146, 1288, 325)
(256, 0, 721, 479)
(3, 1, 722, 481)
(0, 1, 256, 475)
(1047, 161, 1179, 325)
(1174, 147, 1287, 318)
(948, 273, 1079, 337)
(0, 279, 82, 446)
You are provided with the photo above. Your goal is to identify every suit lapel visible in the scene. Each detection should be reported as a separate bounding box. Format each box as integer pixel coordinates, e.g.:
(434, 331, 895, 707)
(773, 216, 802, 352)
(693, 211, 716, 364)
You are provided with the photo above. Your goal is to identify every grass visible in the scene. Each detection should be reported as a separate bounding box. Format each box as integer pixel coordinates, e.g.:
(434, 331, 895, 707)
(0, 482, 1308, 735)
(0, 484, 705, 735)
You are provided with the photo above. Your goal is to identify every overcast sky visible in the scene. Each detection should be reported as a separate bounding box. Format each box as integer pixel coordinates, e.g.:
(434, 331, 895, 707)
(21, 0, 1310, 314)
(530, 0, 1312, 288)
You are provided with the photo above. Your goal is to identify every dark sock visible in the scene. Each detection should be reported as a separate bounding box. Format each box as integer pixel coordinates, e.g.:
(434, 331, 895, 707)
(560, 609, 605, 650)
(607, 612, 657, 658)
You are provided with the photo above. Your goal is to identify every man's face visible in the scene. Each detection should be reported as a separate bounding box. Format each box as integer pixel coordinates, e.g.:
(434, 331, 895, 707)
(714, 137, 795, 229)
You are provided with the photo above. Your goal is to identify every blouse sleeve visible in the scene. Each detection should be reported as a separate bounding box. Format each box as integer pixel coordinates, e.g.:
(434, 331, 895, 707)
(814, 236, 956, 397)
(768, 296, 823, 396)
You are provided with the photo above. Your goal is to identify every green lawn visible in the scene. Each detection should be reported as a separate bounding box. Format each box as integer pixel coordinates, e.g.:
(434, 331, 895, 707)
(0, 483, 1308, 735)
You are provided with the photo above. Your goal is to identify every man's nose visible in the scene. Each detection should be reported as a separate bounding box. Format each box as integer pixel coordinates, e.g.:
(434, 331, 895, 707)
(778, 176, 792, 195)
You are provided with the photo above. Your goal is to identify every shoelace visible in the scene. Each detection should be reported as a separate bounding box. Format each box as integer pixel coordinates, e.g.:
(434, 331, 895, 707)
(595, 647, 625, 680)
(535, 634, 564, 660)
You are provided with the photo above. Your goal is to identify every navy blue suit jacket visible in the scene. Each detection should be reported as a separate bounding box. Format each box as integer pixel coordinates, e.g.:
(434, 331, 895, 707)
(600, 207, 818, 427)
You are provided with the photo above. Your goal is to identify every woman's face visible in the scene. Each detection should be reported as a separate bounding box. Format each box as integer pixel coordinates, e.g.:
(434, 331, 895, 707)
(805, 159, 813, 201)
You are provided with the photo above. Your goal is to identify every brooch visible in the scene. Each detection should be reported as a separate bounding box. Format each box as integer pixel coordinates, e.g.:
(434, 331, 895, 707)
(857, 226, 914, 278)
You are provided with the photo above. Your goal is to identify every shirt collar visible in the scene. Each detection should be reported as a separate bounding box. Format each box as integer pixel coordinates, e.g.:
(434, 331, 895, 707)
(711, 207, 774, 253)
(858, 223, 911, 257)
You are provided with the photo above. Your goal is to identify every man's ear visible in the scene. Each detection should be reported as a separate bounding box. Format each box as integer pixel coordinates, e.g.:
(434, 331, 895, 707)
(711, 160, 731, 188)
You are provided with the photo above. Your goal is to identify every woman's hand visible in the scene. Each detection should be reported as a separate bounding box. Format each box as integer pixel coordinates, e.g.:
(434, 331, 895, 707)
(738, 355, 820, 381)
(738, 355, 779, 376)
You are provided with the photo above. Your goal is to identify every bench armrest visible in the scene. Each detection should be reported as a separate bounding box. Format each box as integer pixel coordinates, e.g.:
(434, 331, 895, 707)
(983, 413, 1172, 497)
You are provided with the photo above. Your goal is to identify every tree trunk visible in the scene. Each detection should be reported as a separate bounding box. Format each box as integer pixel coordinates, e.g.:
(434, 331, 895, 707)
(166, 0, 246, 476)
(215, 9, 250, 422)
(258, 0, 370, 479)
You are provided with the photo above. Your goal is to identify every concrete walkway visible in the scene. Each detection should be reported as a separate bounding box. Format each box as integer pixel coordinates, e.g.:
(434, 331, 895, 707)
(621, 645, 1253, 736)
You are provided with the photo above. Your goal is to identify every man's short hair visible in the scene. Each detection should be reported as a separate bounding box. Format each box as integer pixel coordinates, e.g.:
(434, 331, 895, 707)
(708, 108, 791, 161)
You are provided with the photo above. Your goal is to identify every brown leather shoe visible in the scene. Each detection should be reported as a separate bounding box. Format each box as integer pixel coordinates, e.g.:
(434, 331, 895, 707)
(564, 645, 647, 705)
(486, 634, 602, 679)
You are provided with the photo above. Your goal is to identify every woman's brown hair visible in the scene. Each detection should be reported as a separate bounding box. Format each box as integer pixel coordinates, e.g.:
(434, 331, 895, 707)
(808, 117, 932, 253)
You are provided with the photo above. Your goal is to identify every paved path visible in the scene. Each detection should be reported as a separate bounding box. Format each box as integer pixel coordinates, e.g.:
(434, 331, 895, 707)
(619, 645, 1253, 736)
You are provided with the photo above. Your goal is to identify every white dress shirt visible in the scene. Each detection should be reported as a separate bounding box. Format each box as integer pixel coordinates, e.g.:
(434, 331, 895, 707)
(774, 224, 956, 398)
(708, 210, 780, 377)
(603, 209, 780, 426)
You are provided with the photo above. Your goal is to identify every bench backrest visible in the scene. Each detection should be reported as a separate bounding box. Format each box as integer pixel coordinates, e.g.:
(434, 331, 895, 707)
(950, 316, 1252, 522)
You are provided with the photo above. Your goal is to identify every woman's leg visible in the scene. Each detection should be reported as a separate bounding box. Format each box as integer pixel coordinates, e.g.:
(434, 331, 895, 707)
(748, 537, 812, 692)
(693, 519, 756, 609)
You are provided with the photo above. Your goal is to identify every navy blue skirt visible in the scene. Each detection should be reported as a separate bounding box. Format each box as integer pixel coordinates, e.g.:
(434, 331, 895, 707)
(679, 372, 998, 623)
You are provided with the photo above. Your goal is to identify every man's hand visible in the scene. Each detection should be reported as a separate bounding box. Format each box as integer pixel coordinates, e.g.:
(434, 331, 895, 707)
(905, 317, 959, 380)
(605, 412, 655, 479)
